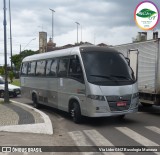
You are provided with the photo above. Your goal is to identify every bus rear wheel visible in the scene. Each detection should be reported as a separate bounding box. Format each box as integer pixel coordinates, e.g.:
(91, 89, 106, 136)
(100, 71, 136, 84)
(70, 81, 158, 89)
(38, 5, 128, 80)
(0, 90, 4, 98)
(32, 94, 40, 109)
(70, 101, 82, 124)
(141, 102, 152, 107)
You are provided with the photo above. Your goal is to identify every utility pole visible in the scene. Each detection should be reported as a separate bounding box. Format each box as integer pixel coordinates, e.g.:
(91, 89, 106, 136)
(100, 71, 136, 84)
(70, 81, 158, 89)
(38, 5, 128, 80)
(75, 22, 80, 44)
(49, 9, 55, 42)
(9, 0, 13, 70)
(20, 44, 21, 53)
(3, 0, 9, 103)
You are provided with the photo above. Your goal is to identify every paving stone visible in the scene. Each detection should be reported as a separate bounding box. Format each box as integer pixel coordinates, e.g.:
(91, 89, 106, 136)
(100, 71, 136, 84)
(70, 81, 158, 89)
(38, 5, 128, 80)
(0, 104, 19, 126)
(12, 102, 44, 124)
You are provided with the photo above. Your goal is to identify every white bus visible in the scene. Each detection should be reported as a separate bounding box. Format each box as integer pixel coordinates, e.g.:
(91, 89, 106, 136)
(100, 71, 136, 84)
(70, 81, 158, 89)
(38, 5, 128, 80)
(20, 45, 139, 123)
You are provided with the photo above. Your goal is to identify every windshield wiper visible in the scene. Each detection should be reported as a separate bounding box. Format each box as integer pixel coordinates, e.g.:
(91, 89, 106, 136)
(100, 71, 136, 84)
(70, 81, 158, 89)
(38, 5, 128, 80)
(110, 75, 132, 80)
(90, 74, 132, 81)
(90, 75, 118, 81)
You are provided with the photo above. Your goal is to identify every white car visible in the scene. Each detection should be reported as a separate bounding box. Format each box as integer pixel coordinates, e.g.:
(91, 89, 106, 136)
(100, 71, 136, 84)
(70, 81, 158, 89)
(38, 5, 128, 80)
(0, 77, 21, 98)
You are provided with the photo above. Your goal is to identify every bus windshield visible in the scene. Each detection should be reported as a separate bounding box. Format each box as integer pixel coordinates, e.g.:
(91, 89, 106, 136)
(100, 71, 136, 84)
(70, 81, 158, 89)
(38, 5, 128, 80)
(81, 51, 135, 86)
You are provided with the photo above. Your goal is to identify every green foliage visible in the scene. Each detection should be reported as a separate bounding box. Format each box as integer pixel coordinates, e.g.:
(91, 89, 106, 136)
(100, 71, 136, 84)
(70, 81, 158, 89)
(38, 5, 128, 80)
(11, 50, 39, 71)
(9, 71, 14, 83)
(0, 67, 5, 75)
(11, 79, 20, 86)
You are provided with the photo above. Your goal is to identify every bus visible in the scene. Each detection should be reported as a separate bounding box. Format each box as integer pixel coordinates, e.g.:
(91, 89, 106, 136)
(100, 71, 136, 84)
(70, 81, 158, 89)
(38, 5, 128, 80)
(20, 45, 139, 123)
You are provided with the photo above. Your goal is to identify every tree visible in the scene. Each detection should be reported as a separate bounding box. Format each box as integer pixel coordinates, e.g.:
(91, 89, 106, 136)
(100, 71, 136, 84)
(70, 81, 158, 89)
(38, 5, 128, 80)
(9, 71, 14, 83)
(11, 50, 39, 71)
(0, 66, 5, 75)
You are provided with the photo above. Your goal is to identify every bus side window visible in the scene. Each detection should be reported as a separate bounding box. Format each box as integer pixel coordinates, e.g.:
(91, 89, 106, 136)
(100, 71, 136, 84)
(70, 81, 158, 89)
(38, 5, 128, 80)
(58, 58, 69, 77)
(46, 59, 57, 77)
(69, 57, 84, 82)
(36, 60, 46, 76)
(28, 61, 36, 76)
(21, 62, 28, 75)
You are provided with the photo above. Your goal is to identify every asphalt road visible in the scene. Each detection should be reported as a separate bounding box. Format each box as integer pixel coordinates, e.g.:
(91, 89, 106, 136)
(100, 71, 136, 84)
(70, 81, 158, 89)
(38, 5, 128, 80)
(11, 96, 160, 155)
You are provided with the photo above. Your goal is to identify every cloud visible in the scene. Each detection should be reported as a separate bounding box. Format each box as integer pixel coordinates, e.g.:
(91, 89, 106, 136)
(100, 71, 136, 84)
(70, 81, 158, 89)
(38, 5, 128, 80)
(0, 0, 160, 65)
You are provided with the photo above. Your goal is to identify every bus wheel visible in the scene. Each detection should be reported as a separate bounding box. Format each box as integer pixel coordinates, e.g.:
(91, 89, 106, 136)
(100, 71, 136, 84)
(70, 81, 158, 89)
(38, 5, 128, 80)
(141, 103, 152, 107)
(32, 94, 40, 109)
(0, 90, 4, 98)
(117, 114, 125, 120)
(70, 102, 82, 123)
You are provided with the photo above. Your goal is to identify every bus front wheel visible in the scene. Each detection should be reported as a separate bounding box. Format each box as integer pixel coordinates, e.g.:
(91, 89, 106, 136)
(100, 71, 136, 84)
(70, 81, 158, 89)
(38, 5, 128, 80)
(70, 101, 82, 124)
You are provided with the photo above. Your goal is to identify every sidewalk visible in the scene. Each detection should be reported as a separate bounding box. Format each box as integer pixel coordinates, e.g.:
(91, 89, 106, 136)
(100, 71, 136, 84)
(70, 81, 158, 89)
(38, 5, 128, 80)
(0, 98, 53, 135)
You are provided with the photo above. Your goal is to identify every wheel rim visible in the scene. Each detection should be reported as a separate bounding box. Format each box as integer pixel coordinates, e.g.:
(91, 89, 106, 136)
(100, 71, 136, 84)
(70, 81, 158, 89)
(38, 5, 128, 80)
(0, 91, 4, 98)
(71, 108, 75, 118)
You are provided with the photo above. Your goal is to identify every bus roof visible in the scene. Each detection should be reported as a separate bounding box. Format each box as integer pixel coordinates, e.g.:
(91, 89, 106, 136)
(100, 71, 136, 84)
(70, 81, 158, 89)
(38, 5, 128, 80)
(22, 45, 118, 62)
(22, 46, 79, 62)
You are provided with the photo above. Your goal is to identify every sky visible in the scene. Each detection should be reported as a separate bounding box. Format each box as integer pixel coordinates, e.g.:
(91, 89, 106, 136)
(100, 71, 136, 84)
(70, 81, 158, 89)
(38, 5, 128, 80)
(0, 0, 160, 66)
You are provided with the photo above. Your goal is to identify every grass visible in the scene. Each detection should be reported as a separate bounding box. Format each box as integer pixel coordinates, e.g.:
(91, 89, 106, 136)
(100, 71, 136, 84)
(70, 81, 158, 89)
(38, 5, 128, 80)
(0, 101, 4, 104)
(11, 79, 20, 87)
(0, 100, 12, 104)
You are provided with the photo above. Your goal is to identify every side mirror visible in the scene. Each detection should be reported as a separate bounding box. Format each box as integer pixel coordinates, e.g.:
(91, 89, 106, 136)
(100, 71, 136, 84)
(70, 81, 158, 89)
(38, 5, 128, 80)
(128, 49, 139, 81)
(125, 57, 130, 65)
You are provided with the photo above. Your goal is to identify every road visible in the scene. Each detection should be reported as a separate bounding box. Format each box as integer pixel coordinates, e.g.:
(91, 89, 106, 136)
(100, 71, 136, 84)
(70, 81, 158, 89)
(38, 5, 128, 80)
(11, 96, 160, 155)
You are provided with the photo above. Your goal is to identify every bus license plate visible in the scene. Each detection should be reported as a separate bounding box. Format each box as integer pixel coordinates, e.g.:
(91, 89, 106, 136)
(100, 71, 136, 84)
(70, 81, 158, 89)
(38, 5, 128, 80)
(117, 101, 127, 107)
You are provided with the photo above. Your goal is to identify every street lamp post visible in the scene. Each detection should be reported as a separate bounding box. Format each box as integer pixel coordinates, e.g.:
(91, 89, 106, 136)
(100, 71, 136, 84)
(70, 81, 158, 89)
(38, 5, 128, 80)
(23, 38, 36, 51)
(75, 22, 80, 44)
(9, 0, 13, 70)
(49, 9, 55, 42)
(3, 0, 9, 103)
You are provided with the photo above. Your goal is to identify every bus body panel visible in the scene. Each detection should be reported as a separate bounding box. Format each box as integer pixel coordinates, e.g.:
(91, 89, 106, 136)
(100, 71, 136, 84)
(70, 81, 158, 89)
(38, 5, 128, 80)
(20, 45, 139, 118)
(57, 78, 86, 113)
(83, 82, 138, 117)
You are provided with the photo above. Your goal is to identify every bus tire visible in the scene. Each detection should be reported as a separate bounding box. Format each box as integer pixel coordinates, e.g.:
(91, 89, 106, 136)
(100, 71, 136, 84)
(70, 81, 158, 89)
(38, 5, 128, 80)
(32, 94, 40, 109)
(70, 101, 82, 124)
(141, 103, 152, 107)
(117, 114, 125, 120)
(0, 90, 4, 98)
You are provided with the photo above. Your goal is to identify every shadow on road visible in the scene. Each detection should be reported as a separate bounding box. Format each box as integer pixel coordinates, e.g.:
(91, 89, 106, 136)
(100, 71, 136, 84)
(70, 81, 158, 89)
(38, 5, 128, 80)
(38, 104, 139, 127)
(138, 104, 160, 116)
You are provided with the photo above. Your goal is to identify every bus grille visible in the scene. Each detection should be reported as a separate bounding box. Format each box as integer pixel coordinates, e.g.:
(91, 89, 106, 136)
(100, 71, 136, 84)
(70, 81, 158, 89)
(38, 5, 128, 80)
(106, 94, 132, 111)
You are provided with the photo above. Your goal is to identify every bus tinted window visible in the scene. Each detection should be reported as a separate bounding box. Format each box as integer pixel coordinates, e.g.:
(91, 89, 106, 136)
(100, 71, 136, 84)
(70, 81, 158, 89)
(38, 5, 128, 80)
(58, 58, 69, 77)
(21, 63, 28, 75)
(69, 57, 84, 82)
(81, 51, 135, 86)
(28, 61, 36, 76)
(36, 60, 46, 76)
(46, 59, 57, 77)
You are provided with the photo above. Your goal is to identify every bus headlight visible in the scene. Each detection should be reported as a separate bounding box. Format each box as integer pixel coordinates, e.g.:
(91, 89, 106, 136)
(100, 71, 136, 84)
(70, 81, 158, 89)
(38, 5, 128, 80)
(87, 95, 105, 101)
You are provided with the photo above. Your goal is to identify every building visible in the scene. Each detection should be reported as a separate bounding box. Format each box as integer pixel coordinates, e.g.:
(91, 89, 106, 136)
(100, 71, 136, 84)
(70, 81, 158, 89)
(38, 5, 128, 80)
(39, 32, 47, 53)
(47, 38, 56, 52)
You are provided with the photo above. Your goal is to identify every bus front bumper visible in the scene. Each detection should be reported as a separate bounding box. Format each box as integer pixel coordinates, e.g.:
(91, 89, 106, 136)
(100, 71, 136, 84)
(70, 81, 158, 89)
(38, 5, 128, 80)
(85, 106, 138, 117)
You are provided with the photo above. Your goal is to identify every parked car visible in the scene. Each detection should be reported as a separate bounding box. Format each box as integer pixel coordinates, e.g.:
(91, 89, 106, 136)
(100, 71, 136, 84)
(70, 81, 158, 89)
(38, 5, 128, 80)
(0, 76, 3, 79)
(0, 78, 21, 98)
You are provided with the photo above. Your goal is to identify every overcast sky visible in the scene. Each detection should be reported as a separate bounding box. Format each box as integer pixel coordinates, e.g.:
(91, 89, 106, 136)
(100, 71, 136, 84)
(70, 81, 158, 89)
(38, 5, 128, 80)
(0, 0, 160, 65)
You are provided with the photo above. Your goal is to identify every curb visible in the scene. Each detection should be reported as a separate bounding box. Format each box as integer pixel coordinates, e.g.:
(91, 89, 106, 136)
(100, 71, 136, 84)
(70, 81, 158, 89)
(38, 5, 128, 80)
(0, 100, 53, 135)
